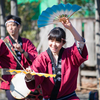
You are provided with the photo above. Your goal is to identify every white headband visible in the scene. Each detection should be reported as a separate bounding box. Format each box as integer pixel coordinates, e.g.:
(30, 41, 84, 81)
(5, 20, 20, 26)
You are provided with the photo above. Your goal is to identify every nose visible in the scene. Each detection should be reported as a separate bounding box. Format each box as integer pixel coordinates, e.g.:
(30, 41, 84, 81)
(9, 25, 12, 29)
(52, 41, 56, 46)
(7, 24, 13, 29)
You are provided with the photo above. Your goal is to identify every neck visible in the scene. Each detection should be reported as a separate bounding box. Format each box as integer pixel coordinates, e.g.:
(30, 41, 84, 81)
(53, 53, 59, 65)
(53, 52, 58, 56)
(10, 34, 19, 43)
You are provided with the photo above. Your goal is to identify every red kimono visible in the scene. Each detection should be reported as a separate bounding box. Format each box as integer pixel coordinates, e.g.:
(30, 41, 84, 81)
(0, 36, 38, 89)
(26, 43, 88, 99)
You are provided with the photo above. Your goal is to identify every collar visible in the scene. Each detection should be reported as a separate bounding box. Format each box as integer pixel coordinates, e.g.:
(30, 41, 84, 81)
(9, 35, 22, 45)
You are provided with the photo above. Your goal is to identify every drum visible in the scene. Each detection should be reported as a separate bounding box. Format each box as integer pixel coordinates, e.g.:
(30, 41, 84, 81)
(10, 73, 31, 99)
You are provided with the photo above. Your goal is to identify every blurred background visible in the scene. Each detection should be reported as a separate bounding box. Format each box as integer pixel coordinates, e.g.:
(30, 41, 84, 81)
(0, 0, 95, 48)
(0, 0, 100, 100)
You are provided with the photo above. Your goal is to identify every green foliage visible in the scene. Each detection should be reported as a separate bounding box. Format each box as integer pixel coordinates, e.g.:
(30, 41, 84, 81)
(64, 0, 95, 17)
(5, 0, 10, 16)
(20, 30, 39, 47)
(18, 1, 40, 21)
(17, 2, 41, 45)
(4, 0, 95, 46)
(5, 0, 40, 45)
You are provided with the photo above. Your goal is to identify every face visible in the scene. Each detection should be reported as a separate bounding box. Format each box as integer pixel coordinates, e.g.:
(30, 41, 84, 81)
(48, 39, 64, 55)
(6, 19, 20, 36)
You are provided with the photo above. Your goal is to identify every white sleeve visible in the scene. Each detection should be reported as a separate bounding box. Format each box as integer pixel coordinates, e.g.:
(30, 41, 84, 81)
(75, 37, 85, 54)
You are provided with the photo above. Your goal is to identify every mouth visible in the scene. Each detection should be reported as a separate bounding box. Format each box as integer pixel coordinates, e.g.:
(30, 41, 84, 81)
(10, 32, 15, 35)
(9, 30, 14, 33)
(51, 48, 57, 52)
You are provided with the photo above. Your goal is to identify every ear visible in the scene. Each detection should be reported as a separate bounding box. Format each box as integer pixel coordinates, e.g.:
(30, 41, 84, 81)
(61, 38, 66, 45)
(63, 41, 66, 46)
(62, 39, 66, 45)
(18, 25, 20, 29)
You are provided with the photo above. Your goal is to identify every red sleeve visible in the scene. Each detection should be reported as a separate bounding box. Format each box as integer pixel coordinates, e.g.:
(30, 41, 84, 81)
(72, 43, 88, 67)
(65, 43, 88, 67)
(0, 39, 8, 56)
(21, 38, 38, 66)
(25, 39, 38, 62)
(26, 52, 48, 91)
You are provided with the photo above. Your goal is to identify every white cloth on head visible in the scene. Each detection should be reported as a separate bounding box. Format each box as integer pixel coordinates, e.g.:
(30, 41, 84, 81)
(5, 20, 20, 26)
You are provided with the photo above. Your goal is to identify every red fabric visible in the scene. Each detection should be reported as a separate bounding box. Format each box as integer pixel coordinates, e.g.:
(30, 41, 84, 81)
(26, 43, 88, 99)
(67, 96, 80, 100)
(0, 36, 38, 89)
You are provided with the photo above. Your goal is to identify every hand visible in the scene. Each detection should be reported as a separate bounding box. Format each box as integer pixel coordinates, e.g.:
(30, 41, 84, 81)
(25, 67, 33, 80)
(60, 17, 73, 30)
(13, 43, 23, 52)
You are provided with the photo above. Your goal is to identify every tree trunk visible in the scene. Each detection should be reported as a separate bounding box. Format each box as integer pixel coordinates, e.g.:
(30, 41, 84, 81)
(0, 0, 6, 40)
(11, 0, 18, 16)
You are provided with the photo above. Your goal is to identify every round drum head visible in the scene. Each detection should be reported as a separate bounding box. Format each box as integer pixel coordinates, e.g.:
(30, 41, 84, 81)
(10, 73, 31, 99)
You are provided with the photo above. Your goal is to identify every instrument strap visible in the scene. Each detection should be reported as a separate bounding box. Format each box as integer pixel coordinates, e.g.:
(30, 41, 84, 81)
(47, 47, 64, 100)
(9, 35, 22, 69)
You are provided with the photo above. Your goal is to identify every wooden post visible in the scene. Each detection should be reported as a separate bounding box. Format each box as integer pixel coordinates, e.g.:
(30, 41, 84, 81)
(0, 0, 6, 40)
(11, 0, 18, 16)
(84, 18, 96, 66)
(95, 0, 100, 99)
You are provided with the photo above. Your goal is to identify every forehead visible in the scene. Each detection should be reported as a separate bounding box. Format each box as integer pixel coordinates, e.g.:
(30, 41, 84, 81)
(5, 19, 17, 26)
(49, 39, 62, 43)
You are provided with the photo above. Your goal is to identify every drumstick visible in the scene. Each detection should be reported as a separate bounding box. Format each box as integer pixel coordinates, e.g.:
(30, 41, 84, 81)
(3, 39, 26, 71)
(6, 70, 56, 78)
(0, 77, 7, 83)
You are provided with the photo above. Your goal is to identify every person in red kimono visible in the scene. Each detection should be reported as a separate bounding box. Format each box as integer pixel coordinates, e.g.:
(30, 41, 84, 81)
(25, 18, 88, 100)
(0, 15, 38, 100)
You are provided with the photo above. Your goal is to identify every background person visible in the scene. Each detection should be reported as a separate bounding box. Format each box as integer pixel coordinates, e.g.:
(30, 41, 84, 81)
(0, 14, 38, 100)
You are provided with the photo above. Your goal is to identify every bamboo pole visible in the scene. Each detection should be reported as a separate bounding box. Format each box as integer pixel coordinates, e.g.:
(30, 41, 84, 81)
(0, 77, 7, 87)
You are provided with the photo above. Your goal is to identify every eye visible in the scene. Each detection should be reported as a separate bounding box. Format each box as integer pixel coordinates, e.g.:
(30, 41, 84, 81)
(6, 23, 17, 27)
(12, 23, 16, 26)
(56, 41, 61, 43)
(6, 25, 9, 27)
(49, 40, 53, 42)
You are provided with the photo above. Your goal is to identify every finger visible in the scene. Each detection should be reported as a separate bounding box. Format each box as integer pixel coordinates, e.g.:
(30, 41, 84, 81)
(26, 68, 30, 72)
(26, 73, 32, 79)
(61, 21, 65, 25)
(13, 43, 17, 47)
(26, 67, 33, 73)
(15, 40, 18, 44)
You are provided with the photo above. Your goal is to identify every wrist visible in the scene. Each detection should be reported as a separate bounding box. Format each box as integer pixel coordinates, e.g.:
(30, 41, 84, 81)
(25, 76, 34, 82)
(21, 49, 25, 53)
(69, 25, 74, 32)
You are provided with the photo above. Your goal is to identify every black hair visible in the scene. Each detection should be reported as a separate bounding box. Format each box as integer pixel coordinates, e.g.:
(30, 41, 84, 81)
(48, 27, 66, 43)
(5, 14, 21, 25)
